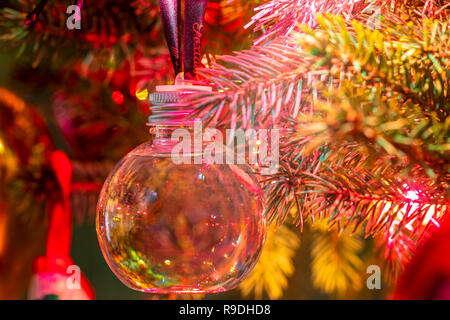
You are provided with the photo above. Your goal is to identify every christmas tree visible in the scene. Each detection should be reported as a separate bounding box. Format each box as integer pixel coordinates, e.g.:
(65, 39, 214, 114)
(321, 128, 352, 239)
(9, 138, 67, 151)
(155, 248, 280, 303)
(0, 0, 448, 300)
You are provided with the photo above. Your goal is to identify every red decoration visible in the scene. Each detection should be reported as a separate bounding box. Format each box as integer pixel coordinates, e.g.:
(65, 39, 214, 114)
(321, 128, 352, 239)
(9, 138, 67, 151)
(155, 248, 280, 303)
(112, 91, 125, 105)
(394, 206, 450, 299)
(28, 151, 95, 300)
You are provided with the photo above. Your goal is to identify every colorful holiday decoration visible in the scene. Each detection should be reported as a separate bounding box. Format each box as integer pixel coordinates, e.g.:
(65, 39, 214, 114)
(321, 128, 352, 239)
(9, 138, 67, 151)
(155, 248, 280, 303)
(96, 2, 266, 293)
(0, 87, 55, 299)
(28, 151, 95, 300)
(96, 127, 266, 293)
(0, 0, 448, 300)
(394, 211, 450, 300)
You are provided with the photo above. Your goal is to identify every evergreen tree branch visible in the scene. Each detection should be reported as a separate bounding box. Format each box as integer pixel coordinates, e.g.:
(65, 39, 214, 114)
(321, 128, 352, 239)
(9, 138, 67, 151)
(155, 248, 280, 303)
(246, 0, 387, 45)
(245, 0, 449, 45)
(0, 0, 163, 69)
(295, 15, 449, 179)
(310, 219, 364, 297)
(239, 223, 300, 299)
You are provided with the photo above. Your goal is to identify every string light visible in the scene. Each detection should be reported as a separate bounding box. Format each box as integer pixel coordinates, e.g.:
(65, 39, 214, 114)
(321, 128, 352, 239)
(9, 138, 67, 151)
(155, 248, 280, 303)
(112, 91, 124, 105)
(405, 190, 419, 201)
(135, 89, 148, 101)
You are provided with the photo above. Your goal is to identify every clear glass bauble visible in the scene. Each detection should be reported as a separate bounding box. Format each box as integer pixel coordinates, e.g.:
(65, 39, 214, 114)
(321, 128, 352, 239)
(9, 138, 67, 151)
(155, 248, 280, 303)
(96, 140, 266, 293)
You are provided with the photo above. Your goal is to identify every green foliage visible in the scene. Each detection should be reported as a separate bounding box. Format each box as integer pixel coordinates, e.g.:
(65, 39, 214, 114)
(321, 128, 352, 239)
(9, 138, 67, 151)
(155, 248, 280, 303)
(310, 219, 364, 297)
(0, 0, 448, 299)
(0, 0, 163, 69)
(298, 15, 449, 177)
(239, 224, 300, 299)
(171, 14, 449, 273)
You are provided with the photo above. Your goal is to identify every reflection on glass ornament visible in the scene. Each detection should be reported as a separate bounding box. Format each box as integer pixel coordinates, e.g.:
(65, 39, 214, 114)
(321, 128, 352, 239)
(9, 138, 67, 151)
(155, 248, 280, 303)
(96, 84, 266, 293)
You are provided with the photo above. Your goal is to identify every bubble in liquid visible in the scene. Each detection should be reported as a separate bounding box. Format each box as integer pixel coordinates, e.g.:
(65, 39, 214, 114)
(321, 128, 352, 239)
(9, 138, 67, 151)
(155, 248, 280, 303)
(96, 142, 266, 293)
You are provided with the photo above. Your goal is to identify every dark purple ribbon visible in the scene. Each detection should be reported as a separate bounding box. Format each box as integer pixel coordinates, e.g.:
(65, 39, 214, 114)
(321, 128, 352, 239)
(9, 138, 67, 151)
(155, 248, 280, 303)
(158, 0, 208, 79)
(183, 0, 208, 80)
(159, 0, 182, 76)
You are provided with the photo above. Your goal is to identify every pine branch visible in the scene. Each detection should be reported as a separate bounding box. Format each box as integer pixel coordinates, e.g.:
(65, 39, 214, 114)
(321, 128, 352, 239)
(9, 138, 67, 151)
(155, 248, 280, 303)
(1, 0, 259, 71)
(310, 219, 364, 297)
(246, 0, 387, 45)
(263, 141, 447, 273)
(245, 0, 449, 45)
(179, 16, 449, 240)
(0, 0, 163, 69)
(295, 16, 449, 178)
(263, 141, 448, 234)
(239, 223, 300, 299)
(375, 226, 422, 282)
(183, 9, 448, 132)
(24, 0, 48, 28)
(182, 41, 316, 129)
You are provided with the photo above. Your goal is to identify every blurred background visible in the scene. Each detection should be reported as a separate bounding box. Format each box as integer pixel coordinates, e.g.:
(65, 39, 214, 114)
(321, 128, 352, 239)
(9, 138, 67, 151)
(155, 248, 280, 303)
(0, 0, 448, 300)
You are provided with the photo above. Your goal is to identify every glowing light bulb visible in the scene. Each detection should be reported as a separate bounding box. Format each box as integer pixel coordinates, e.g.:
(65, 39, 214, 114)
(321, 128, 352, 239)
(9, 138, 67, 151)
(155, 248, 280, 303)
(405, 190, 419, 201)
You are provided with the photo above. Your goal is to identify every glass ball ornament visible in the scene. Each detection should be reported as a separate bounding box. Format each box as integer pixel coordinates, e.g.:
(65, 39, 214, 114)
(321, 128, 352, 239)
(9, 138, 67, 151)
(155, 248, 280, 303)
(96, 86, 267, 294)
